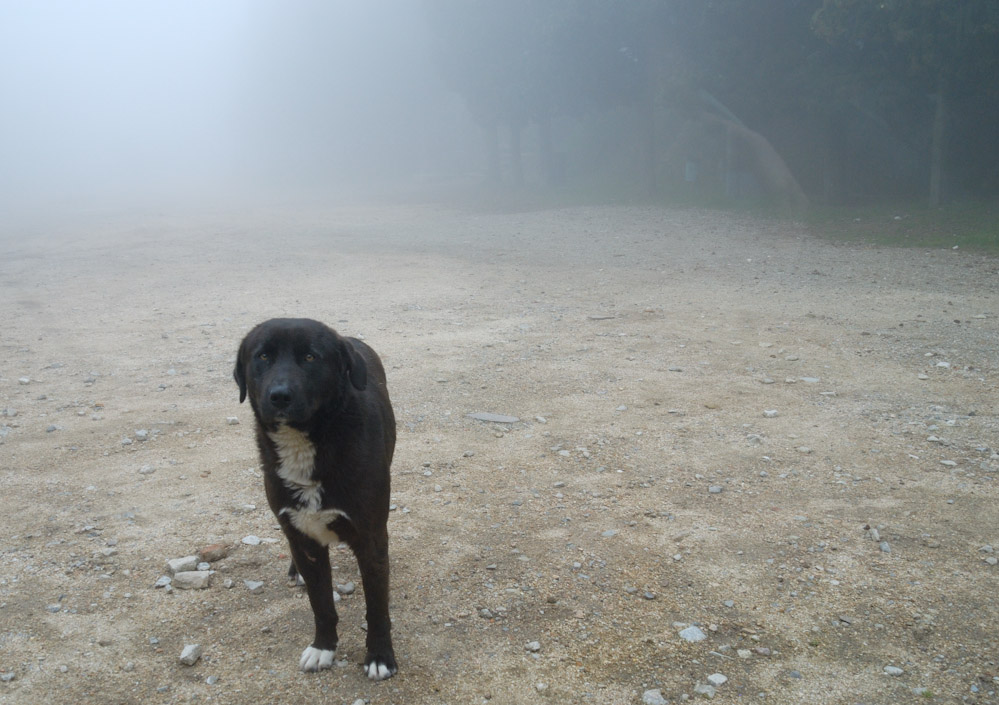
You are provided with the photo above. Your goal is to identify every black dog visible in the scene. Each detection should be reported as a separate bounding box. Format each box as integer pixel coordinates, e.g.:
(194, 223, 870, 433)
(234, 318, 397, 680)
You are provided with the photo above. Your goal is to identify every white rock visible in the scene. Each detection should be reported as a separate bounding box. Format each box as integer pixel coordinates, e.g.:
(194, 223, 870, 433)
(884, 665, 904, 676)
(166, 556, 199, 574)
(694, 683, 716, 698)
(172, 571, 212, 589)
(241, 535, 261, 546)
(679, 625, 707, 642)
(179, 644, 202, 666)
(525, 641, 541, 652)
(643, 689, 668, 705)
(707, 673, 728, 686)
(243, 580, 264, 593)
(226, 417, 239, 425)
(763, 409, 778, 418)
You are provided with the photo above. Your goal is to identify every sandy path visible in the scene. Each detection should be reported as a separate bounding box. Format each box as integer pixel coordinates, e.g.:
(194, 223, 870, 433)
(1, 203, 997, 704)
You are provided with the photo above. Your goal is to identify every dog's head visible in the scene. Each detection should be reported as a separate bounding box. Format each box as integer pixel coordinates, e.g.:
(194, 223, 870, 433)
(234, 318, 367, 427)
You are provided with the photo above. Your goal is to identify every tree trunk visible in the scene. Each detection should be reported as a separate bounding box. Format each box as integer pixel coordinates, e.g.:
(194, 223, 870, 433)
(484, 120, 501, 183)
(537, 113, 555, 186)
(929, 77, 947, 207)
(509, 123, 524, 186)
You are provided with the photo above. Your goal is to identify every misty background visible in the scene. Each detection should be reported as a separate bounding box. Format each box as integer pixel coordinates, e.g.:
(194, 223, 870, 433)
(1, 0, 997, 218)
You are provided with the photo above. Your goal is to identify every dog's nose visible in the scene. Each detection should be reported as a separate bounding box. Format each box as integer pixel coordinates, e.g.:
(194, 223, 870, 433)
(269, 385, 292, 410)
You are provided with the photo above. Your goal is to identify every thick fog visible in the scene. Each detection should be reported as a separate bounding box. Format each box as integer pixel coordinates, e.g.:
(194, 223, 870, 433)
(0, 0, 473, 216)
(3, 1, 997, 219)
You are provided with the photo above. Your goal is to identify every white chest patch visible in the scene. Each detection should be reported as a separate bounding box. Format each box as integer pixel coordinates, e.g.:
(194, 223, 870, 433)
(269, 425, 321, 507)
(280, 506, 348, 546)
(269, 425, 349, 546)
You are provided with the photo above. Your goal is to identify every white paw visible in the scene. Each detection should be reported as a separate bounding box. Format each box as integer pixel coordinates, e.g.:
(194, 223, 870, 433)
(364, 660, 396, 681)
(299, 645, 335, 672)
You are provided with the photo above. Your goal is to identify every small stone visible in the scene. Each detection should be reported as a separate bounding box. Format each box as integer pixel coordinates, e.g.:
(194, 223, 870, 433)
(643, 689, 668, 705)
(940, 460, 957, 467)
(199, 543, 230, 562)
(138, 465, 156, 475)
(241, 535, 261, 546)
(789, 670, 803, 679)
(166, 556, 199, 575)
(1, 672, 16, 682)
(694, 683, 716, 698)
(197, 562, 210, 571)
(601, 529, 618, 538)
(884, 665, 904, 676)
(466, 412, 519, 424)
(134, 430, 149, 441)
(525, 641, 541, 652)
(800, 377, 820, 383)
(206, 675, 219, 685)
(243, 580, 264, 593)
(880, 541, 891, 554)
(763, 409, 778, 418)
(707, 673, 728, 686)
(722, 600, 735, 608)
(796, 446, 813, 454)
(179, 644, 202, 666)
(226, 417, 239, 425)
(153, 575, 172, 588)
(737, 649, 752, 659)
(172, 571, 212, 589)
(46, 604, 62, 613)
(18, 377, 30, 385)
(985, 557, 998, 566)
(708, 485, 723, 494)
(679, 626, 707, 642)
(336, 581, 356, 595)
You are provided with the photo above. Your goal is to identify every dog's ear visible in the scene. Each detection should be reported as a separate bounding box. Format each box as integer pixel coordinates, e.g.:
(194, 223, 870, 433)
(342, 339, 368, 391)
(234, 338, 248, 403)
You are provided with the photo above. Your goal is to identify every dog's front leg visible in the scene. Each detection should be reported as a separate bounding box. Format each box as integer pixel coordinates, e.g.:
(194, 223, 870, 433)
(284, 532, 339, 672)
(354, 527, 397, 680)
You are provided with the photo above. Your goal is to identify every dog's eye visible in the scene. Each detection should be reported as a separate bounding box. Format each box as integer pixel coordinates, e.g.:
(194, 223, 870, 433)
(258, 353, 269, 361)
(304, 353, 316, 362)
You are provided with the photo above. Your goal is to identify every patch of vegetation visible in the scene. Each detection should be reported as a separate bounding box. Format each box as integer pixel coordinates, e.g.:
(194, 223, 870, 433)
(804, 201, 999, 252)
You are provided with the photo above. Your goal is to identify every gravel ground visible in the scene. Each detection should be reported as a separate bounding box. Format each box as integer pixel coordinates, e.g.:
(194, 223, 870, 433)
(1, 202, 998, 705)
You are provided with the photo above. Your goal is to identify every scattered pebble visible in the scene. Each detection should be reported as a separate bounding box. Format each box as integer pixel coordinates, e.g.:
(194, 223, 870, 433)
(679, 625, 707, 642)
(241, 535, 262, 546)
(708, 485, 723, 494)
(179, 644, 202, 666)
(880, 541, 892, 554)
(643, 689, 667, 705)
(763, 409, 778, 418)
(694, 683, 716, 698)
(243, 580, 264, 594)
(226, 417, 239, 425)
(884, 665, 904, 676)
(166, 556, 199, 575)
(199, 544, 230, 562)
(336, 581, 356, 595)
(525, 641, 541, 652)
(172, 571, 212, 590)
(466, 412, 519, 423)
(707, 673, 728, 686)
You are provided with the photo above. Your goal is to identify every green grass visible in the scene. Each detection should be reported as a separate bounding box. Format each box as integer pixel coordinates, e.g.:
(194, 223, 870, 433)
(804, 201, 999, 252)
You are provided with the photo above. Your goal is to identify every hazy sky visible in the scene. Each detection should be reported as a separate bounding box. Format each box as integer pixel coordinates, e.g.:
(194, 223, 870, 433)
(0, 0, 469, 214)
